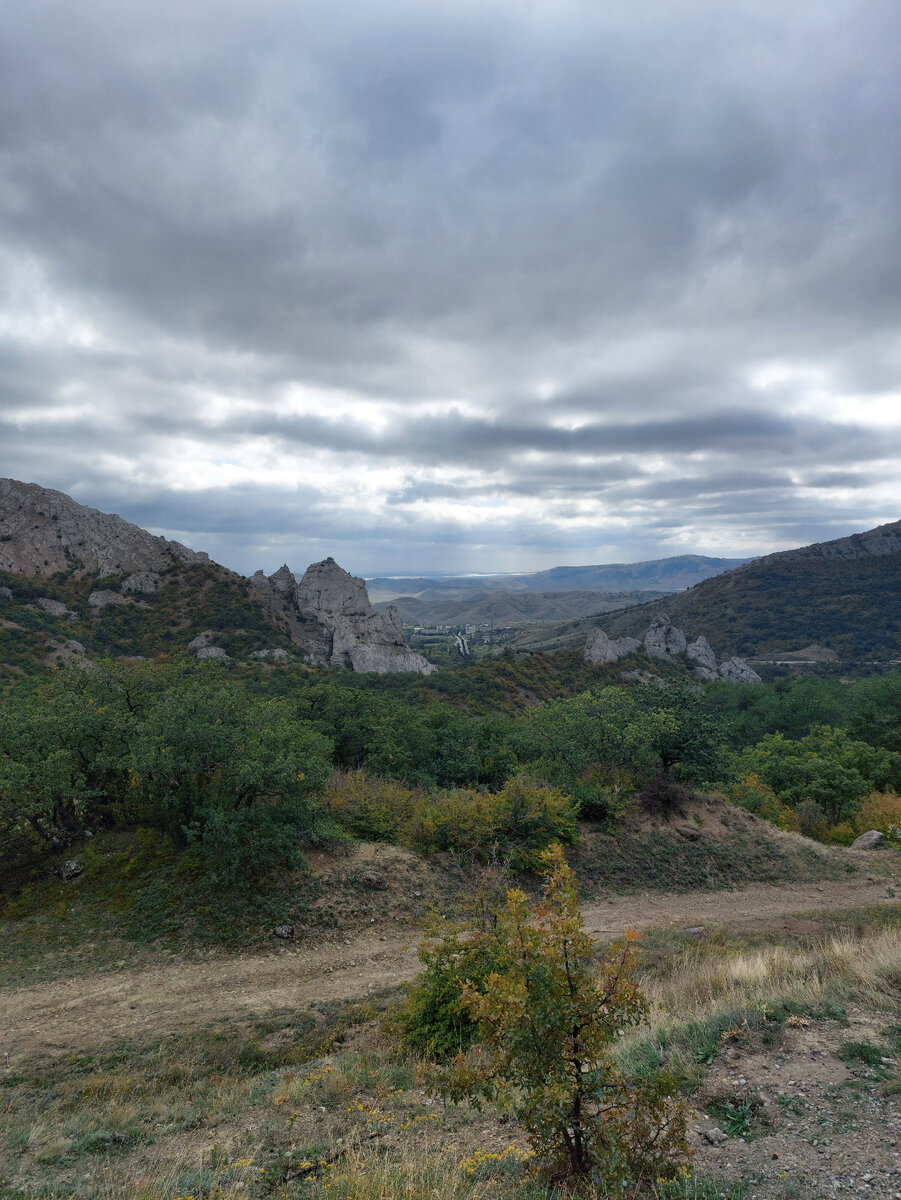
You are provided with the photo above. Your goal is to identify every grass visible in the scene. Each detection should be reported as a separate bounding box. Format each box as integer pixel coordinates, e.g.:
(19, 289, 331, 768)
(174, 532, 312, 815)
(4, 905, 899, 1199)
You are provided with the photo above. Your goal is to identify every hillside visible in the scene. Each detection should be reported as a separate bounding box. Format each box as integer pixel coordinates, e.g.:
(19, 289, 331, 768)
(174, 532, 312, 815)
(374, 586, 667, 627)
(518, 518, 901, 661)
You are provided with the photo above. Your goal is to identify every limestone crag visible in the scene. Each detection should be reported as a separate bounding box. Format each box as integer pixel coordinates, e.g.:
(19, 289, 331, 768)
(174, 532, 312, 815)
(583, 612, 761, 684)
(584, 629, 642, 664)
(251, 558, 436, 675)
(686, 636, 719, 682)
(644, 614, 688, 659)
(0, 478, 209, 578)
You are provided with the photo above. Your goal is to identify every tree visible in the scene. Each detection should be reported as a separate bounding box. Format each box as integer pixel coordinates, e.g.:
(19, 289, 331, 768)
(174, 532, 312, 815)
(129, 671, 334, 889)
(440, 845, 690, 1193)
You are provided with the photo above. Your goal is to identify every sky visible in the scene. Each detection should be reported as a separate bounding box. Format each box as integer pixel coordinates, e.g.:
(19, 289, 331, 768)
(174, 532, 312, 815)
(1, 0, 900, 578)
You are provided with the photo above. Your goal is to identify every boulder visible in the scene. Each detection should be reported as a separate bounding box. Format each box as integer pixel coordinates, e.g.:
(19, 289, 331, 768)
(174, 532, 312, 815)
(644, 614, 687, 659)
(686, 636, 719, 681)
(187, 630, 215, 651)
(249, 647, 289, 660)
(121, 571, 161, 594)
(58, 859, 84, 881)
(718, 657, 762, 684)
(0, 585, 12, 600)
(850, 829, 885, 851)
(37, 597, 70, 617)
(196, 645, 228, 660)
(584, 628, 641, 664)
(65, 639, 86, 655)
(88, 590, 127, 610)
(273, 924, 295, 939)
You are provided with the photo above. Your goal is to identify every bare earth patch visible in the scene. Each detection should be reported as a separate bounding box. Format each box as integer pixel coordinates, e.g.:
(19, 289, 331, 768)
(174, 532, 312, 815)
(2, 871, 898, 1066)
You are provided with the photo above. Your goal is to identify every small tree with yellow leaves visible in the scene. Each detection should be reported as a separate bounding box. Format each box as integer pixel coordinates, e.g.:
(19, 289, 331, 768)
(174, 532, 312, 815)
(440, 844, 690, 1194)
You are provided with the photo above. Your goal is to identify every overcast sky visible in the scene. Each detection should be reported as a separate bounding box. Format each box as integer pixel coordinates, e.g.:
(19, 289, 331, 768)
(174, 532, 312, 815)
(2, 0, 900, 576)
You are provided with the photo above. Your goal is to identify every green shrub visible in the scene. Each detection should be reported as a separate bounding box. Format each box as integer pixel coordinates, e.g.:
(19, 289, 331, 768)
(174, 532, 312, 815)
(439, 845, 691, 1193)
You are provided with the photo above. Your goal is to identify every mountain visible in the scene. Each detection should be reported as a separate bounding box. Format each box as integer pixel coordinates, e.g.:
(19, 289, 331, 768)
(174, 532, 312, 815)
(367, 554, 749, 603)
(523, 518, 901, 661)
(375, 588, 668, 628)
(0, 478, 209, 578)
(0, 480, 432, 675)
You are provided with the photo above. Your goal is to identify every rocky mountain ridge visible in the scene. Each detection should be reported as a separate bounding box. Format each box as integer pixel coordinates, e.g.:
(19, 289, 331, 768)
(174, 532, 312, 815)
(0, 478, 209, 578)
(0, 481, 433, 675)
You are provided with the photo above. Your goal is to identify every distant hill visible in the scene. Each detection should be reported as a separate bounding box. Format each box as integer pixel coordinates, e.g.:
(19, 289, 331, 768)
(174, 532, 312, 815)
(376, 588, 668, 627)
(368, 555, 748, 602)
(521, 519, 901, 661)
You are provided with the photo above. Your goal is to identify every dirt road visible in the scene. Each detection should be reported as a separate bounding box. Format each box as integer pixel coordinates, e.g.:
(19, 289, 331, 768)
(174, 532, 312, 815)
(2, 875, 897, 1065)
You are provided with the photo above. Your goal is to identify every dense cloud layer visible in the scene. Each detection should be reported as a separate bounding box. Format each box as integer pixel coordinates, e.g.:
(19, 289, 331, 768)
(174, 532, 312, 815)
(1, 0, 900, 574)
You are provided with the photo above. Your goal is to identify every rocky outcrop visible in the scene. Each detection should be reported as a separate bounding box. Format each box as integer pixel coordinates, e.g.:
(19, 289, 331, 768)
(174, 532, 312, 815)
(250, 648, 289, 661)
(0, 586, 12, 601)
(718, 657, 762, 684)
(585, 612, 761, 683)
(88, 590, 128, 610)
(584, 628, 642, 664)
(850, 830, 885, 850)
(251, 558, 436, 675)
(644, 614, 688, 659)
(0, 477, 209, 578)
(122, 572, 161, 594)
(686, 636, 719, 682)
(37, 597, 71, 617)
(196, 645, 228, 660)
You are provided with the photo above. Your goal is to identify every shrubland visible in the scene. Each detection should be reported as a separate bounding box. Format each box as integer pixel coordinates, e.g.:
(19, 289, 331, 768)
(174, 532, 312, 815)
(3, 657, 901, 899)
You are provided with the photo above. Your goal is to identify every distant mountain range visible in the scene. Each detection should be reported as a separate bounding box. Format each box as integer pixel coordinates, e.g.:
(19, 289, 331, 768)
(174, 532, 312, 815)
(368, 555, 750, 602)
(514, 519, 901, 661)
(369, 555, 750, 627)
(374, 588, 669, 628)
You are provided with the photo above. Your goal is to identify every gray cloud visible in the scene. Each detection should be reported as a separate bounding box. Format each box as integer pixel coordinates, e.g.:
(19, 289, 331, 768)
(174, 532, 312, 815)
(1, 0, 899, 574)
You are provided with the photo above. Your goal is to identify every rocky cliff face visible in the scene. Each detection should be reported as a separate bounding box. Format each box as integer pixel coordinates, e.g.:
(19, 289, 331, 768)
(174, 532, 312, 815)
(0, 478, 209, 578)
(250, 558, 436, 675)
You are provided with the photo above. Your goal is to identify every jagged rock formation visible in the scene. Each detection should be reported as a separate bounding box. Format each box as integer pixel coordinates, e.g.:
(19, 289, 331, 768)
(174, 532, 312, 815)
(251, 558, 436, 674)
(584, 629, 641, 664)
(584, 612, 761, 683)
(644, 614, 688, 659)
(686, 636, 719, 682)
(0, 478, 209, 578)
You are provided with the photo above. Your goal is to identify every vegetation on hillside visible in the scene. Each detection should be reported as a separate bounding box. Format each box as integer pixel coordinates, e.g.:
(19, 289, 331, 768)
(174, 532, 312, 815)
(591, 551, 901, 660)
(3, 657, 901, 901)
